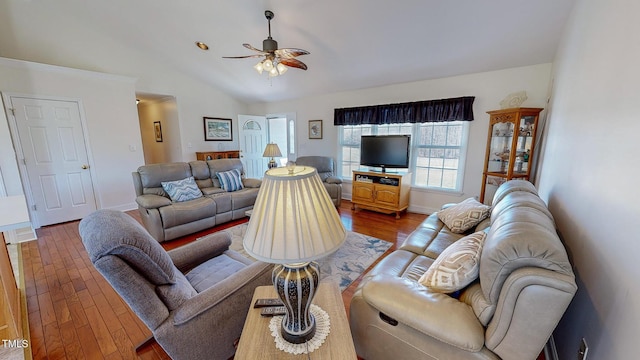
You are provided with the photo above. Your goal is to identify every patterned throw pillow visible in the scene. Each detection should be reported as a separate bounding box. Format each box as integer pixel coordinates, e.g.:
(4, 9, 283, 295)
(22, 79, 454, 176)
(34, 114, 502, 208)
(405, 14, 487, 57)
(216, 169, 244, 192)
(161, 176, 203, 202)
(438, 197, 491, 233)
(419, 230, 487, 293)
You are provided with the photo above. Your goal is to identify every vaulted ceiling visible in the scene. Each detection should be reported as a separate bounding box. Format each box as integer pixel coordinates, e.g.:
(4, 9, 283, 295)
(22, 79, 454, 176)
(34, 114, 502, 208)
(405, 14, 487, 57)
(0, 0, 576, 103)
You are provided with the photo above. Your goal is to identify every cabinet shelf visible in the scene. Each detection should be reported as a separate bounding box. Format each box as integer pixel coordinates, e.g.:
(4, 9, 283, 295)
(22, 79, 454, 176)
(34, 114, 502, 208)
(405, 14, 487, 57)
(480, 107, 542, 204)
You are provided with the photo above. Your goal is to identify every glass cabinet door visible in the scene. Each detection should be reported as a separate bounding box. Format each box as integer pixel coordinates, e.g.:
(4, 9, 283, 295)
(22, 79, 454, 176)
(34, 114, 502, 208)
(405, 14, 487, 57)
(488, 121, 514, 174)
(513, 115, 536, 175)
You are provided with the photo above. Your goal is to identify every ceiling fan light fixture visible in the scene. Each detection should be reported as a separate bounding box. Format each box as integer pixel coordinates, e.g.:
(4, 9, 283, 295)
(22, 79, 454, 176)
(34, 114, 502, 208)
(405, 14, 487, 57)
(263, 59, 274, 71)
(254, 61, 264, 74)
(276, 63, 288, 75)
(222, 10, 309, 78)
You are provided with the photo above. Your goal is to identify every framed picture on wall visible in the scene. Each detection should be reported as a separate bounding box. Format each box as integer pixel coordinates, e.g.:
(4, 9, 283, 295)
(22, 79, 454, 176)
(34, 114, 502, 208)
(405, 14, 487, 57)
(309, 120, 323, 139)
(154, 121, 163, 142)
(204, 117, 232, 141)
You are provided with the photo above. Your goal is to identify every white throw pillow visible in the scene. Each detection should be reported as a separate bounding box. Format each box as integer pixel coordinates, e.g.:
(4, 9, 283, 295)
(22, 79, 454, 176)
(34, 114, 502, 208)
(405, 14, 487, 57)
(438, 197, 491, 233)
(419, 230, 487, 293)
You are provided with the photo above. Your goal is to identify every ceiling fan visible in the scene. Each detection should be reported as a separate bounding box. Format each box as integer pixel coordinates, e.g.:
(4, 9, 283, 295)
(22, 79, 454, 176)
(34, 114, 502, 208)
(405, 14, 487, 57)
(223, 10, 309, 77)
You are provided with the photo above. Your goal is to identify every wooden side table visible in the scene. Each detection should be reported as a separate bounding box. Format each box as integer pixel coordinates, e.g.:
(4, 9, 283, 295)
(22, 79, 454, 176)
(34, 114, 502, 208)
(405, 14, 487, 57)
(235, 281, 357, 359)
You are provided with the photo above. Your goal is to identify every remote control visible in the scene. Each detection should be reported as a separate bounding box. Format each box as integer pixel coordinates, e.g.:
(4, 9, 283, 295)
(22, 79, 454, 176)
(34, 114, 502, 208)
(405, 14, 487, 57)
(253, 298, 284, 308)
(260, 306, 286, 317)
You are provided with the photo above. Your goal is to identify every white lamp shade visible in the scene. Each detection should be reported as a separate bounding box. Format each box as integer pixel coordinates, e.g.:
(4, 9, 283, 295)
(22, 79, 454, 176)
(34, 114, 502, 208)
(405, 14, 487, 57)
(243, 166, 346, 264)
(262, 143, 282, 158)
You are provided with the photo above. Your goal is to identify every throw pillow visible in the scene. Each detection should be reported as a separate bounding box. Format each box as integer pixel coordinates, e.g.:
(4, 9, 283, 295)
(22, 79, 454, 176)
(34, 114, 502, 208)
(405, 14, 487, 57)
(216, 169, 244, 192)
(161, 176, 203, 202)
(438, 197, 491, 233)
(419, 230, 487, 293)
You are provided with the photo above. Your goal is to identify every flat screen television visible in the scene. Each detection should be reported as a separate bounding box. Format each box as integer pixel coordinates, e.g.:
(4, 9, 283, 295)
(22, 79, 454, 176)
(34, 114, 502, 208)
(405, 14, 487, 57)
(360, 135, 410, 172)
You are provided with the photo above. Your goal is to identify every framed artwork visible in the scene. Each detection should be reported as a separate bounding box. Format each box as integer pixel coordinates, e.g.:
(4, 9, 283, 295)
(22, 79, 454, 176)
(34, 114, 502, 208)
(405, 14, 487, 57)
(204, 117, 233, 141)
(154, 121, 163, 142)
(309, 120, 323, 139)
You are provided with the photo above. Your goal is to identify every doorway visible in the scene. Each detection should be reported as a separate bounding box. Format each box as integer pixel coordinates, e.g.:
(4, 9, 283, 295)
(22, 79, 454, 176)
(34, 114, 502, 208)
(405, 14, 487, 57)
(5, 94, 97, 228)
(136, 93, 181, 164)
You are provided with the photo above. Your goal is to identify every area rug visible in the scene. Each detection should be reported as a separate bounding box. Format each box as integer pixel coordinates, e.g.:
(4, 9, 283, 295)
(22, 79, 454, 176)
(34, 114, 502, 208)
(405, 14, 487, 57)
(219, 223, 392, 291)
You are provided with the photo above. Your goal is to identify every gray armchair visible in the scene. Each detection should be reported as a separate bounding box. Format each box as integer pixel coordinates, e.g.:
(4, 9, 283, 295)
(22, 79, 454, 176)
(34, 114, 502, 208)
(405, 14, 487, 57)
(79, 210, 272, 360)
(295, 156, 342, 206)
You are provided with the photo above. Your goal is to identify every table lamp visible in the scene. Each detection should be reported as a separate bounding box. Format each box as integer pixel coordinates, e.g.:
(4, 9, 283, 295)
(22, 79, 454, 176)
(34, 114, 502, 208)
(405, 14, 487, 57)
(243, 166, 346, 344)
(262, 143, 282, 169)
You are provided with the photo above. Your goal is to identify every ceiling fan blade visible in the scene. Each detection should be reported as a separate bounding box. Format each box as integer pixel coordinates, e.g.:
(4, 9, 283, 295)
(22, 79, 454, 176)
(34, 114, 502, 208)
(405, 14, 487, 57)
(243, 43, 268, 54)
(222, 54, 265, 59)
(279, 58, 308, 70)
(275, 48, 310, 58)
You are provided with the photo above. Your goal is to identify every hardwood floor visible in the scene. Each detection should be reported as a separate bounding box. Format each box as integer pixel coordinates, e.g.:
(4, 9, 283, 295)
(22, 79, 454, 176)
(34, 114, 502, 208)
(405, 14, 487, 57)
(21, 201, 427, 359)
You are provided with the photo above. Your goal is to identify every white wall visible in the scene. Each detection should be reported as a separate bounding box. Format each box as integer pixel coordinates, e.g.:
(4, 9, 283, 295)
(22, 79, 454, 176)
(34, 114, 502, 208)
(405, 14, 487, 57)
(250, 64, 552, 213)
(0, 57, 142, 212)
(538, 0, 640, 358)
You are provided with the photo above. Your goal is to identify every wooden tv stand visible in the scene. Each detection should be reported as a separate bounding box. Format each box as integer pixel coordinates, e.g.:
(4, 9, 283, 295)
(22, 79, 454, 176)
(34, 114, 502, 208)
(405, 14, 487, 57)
(351, 170, 411, 219)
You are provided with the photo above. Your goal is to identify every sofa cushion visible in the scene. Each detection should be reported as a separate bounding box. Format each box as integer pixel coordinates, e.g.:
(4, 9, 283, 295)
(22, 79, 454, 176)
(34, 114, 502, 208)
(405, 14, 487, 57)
(216, 169, 244, 192)
(231, 188, 259, 209)
(158, 197, 216, 228)
(437, 198, 490, 233)
(189, 161, 214, 189)
(161, 177, 203, 202)
(186, 253, 248, 292)
(138, 162, 192, 197)
(419, 230, 487, 293)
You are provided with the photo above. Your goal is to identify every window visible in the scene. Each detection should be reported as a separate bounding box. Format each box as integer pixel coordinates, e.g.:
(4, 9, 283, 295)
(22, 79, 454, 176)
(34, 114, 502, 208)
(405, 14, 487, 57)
(338, 121, 469, 191)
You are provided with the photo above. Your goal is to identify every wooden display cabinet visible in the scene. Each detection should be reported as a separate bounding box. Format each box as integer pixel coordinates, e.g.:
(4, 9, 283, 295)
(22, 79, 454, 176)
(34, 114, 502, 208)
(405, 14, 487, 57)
(196, 150, 240, 161)
(351, 170, 411, 219)
(480, 107, 543, 204)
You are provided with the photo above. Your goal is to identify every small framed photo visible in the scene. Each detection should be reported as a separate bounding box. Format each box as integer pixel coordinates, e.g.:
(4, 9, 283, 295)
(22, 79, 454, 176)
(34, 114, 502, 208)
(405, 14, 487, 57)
(308, 120, 323, 139)
(153, 121, 163, 142)
(204, 117, 233, 141)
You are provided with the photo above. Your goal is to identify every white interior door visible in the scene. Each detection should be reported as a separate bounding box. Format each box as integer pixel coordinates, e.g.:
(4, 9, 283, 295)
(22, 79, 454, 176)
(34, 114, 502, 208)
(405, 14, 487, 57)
(238, 115, 267, 178)
(9, 96, 97, 227)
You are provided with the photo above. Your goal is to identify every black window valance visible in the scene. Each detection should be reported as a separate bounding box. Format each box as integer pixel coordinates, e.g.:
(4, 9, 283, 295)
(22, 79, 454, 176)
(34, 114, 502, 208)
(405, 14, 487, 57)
(334, 96, 475, 126)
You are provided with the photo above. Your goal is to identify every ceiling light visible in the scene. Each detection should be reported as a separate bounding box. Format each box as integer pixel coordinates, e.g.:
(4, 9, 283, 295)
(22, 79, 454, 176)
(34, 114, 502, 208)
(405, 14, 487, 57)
(253, 61, 264, 74)
(195, 42, 209, 50)
(262, 59, 274, 71)
(276, 63, 288, 75)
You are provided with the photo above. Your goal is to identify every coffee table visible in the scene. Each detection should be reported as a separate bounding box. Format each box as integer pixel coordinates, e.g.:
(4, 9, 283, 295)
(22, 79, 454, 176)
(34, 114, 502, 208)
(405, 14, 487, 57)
(235, 281, 357, 359)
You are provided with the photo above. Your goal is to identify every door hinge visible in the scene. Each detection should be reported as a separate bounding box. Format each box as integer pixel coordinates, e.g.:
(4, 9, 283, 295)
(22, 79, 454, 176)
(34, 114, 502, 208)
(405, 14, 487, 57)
(32, 204, 37, 211)
(22, 158, 26, 165)
(8, 108, 15, 116)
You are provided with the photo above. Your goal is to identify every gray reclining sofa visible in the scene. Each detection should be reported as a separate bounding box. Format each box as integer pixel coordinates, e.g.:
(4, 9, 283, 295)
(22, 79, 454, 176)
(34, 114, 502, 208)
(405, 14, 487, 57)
(132, 159, 261, 242)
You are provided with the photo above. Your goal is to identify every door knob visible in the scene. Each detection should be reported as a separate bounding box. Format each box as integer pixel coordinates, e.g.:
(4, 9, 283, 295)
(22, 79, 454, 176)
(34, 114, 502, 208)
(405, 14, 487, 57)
(81, 164, 90, 169)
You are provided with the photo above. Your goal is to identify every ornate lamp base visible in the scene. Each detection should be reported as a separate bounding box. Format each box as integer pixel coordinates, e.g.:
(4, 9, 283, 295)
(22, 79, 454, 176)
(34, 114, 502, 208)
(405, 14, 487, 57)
(268, 158, 278, 168)
(272, 262, 320, 344)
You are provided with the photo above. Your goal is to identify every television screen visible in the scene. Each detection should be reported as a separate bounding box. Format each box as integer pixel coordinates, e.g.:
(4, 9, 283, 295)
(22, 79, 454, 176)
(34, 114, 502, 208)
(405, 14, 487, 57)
(360, 135, 410, 171)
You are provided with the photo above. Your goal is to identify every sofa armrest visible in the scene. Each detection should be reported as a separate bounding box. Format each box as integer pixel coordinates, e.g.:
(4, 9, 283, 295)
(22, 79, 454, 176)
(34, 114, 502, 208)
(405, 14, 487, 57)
(136, 194, 172, 209)
(172, 260, 272, 325)
(168, 232, 232, 273)
(242, 178, 262, 188)
(325, 176, 342, 184)
(360, 274, 485, 352)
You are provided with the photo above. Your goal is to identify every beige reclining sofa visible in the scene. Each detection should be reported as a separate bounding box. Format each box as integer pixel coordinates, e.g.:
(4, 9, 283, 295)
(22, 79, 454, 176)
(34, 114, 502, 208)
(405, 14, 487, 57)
(349, 180, 577, 360)
(132, 159, 261, 242)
